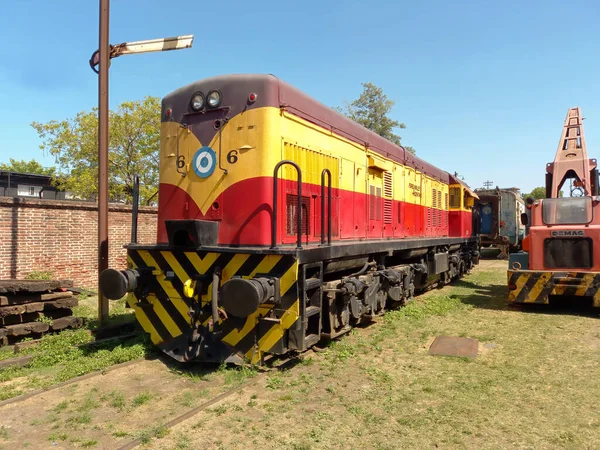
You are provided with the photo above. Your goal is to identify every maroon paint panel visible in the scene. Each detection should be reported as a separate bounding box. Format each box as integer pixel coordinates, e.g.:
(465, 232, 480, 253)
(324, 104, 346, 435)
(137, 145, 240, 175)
(158, 179, 462, 246)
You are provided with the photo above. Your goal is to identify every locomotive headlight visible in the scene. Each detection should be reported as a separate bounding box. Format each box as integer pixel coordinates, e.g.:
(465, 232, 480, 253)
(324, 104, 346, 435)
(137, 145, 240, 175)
(207, 90, 222, 108)
(190, 92, 205, 111)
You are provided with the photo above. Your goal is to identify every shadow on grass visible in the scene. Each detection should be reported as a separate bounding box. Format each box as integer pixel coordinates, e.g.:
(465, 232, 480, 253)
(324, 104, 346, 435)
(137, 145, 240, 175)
(450, 279, 509, 310)
(479, 247, 502, 259)
(449, 279, 600, 319)
(512, 296, 600, 319)
(148, 345, 306, 384)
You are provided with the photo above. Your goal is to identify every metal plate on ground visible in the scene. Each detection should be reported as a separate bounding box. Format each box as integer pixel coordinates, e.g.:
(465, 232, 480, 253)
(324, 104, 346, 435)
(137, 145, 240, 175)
(429, 335, 479, 358)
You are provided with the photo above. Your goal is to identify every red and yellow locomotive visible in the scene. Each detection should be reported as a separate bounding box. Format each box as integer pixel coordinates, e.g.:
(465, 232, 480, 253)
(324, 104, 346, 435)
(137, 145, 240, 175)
(100, 74, 480, 364)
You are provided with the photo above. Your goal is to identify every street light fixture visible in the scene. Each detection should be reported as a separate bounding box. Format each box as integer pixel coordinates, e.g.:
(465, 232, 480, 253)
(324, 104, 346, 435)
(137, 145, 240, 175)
(90, 0, 193, 326)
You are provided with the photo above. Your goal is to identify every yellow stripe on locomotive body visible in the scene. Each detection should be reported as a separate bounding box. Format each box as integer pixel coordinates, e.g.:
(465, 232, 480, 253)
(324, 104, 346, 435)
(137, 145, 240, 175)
(508, 270, 600, 306)
(159, 106, 449, 218)
(125, 248, 299, 364)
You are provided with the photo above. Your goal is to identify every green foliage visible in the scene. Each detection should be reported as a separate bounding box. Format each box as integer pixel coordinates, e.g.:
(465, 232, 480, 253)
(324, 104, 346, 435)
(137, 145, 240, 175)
(48, 432, 68, 442)
(522, 186, 546, 200)
(36, 314, 54, 326)
(265, 374, 284, 390)
(522, 186, 564, 200)
(138, 424, 169, 444)
(0, 158, 55, 176)
(101, 390, 126, 410)
(31, 96, 160, 204)
(384, 294, 471, 322)
(25, 270, 53, 280)
(336, 82, 415, 154)
(131, 391, 153, 407)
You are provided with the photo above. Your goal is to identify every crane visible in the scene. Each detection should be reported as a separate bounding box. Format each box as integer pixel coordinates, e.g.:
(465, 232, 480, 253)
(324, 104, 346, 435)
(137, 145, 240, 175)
(508, 107, 600, 307)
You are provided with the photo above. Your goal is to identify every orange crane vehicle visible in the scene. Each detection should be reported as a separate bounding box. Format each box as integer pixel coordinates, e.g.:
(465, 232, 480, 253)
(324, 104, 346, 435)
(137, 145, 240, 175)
(508, 107, 600, 306)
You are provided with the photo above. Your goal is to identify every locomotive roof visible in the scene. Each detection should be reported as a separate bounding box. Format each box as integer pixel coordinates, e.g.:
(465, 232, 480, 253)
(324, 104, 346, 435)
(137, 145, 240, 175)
(164, 74, 450, 182)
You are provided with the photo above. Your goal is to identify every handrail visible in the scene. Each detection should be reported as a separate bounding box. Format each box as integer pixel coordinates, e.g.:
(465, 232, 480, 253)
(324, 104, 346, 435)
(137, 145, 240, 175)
(320, 168, 332, 245)
(272, 160, 302, 249)
(131, 174, 140, 244)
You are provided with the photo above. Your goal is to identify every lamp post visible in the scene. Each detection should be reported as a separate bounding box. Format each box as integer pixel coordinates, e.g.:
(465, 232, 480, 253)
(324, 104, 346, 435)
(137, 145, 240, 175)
(90, 0, 193, 325)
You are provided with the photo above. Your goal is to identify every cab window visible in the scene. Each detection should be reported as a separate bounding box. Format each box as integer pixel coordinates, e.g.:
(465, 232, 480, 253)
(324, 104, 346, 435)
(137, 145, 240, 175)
(542, 197, 592, 225)
(449, 187, 461, 208)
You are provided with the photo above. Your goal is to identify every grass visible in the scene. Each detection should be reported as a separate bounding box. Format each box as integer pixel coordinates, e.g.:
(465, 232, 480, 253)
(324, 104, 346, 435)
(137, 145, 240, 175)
(138, 424, 170, 445)
(71, 296, 136, 330)
(131, 391, 153, 407)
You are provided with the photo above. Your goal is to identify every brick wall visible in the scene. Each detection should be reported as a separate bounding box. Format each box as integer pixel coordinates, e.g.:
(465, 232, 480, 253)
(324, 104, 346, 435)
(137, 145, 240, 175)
(0, 197, 157, 288)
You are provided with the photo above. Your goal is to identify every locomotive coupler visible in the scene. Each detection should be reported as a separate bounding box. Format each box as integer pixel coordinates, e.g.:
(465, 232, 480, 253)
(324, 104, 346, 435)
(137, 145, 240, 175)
(99, 267, 153, 300)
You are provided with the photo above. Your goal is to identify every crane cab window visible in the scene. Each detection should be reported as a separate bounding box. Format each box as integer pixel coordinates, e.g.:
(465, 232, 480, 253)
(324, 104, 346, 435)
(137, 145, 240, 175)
(542, 197, 592, 225)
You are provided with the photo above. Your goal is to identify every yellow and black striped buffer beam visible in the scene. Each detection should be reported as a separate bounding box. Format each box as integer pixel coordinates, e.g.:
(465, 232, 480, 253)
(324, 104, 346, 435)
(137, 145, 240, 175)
(125, 249, 299, 363)
(508, 270, 600, 306)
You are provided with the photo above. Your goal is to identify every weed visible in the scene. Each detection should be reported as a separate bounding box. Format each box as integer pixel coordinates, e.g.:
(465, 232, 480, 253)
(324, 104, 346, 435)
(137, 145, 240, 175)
(175, 433, 192, 449)
(104, 390, 126, 410)
(364, 365, 393, 384)
(222, 365, 258, 385)
(266, 374, 284, 390)
(328, 341, 357, 361)
(81, 440, 98, 448)
(300, 356, 314, 366)
(53, 400, 70, 412)
(177, 390, 197, 408)
(78, 392, 100, 412)
(112, 430, 129, 438)
(0, 386, 23, 401)
(72, 413, 92, 424)
(0, 427, 8, 439)
(211, 405, 228, 415)
(25, 270, 53, 280)
(138, 424, 170, 444)
(48, 432, 68, 442)
(132, 391, 153, 407)
(278, 393, 294, 402)
(36, 314, 54, 326)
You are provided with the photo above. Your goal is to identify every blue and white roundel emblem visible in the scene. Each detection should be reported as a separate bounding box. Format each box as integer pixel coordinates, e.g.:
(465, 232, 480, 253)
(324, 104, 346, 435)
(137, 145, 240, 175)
(192, 146, 216, 178)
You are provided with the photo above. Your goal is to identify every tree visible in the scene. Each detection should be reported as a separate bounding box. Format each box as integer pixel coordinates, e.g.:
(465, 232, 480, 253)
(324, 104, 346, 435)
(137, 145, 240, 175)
(522, 186, 546, 200)
(0, 158, 55, 176)
(522, 186, 565, 199)
(337, 82, 416, 154)
(31, 96, 160, 204)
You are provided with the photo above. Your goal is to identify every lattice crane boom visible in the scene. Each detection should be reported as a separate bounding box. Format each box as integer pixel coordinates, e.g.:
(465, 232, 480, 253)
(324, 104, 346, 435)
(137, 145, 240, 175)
(545, 107, 598, 198)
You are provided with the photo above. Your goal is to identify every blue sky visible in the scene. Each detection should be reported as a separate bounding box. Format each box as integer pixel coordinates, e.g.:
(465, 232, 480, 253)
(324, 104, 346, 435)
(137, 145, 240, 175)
(1, 0, 599, 194)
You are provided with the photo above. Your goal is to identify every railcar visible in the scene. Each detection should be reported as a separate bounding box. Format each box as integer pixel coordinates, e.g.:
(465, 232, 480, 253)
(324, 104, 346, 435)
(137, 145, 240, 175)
(475, 187, 526, 253)
(99, 74, 480, 365)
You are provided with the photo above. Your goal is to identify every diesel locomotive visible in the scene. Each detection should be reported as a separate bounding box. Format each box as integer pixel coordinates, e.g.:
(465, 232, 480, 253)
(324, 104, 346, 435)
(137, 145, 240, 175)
(99, 74, 481, 365)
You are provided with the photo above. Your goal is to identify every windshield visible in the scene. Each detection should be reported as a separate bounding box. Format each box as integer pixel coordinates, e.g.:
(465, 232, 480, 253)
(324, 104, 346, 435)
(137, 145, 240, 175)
(542, 197, 593, 225)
